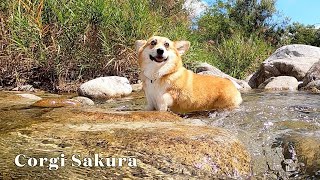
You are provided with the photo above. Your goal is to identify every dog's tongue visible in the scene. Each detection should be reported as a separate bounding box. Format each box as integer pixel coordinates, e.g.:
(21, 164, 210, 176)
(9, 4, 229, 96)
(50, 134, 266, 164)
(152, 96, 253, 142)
(156, 55, 164, 59)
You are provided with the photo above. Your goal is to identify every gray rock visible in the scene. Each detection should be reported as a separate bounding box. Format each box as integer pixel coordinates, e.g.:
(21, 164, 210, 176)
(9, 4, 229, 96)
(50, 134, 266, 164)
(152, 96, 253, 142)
(12, 84, 35, 92)
(245, 73, 254, 82)
(196, 63, 251, 91)
(258, 76, 299, 90)
(301, 60, 320, 88)
(78, 76, 132, 99)
(249, 45, 320, 88)
(17, 94, 42, 101)
(302, 80, 320, 92)
(72, 96, 95, 106)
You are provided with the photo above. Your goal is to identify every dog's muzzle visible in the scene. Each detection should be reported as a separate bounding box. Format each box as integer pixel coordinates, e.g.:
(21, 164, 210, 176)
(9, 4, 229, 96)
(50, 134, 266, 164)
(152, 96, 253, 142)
(149, 55, 168, 63)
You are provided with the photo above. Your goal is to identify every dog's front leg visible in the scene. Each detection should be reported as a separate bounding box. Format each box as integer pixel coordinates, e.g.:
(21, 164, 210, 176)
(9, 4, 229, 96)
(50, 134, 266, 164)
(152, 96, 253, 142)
(155, 99, 167, 111)
(155, 93, 173, 111)
(144, 91, 156, 110)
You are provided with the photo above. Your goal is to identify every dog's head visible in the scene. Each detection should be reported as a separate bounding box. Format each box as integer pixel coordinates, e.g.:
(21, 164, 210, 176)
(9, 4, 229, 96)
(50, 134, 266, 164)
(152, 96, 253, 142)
(135, 36, 190, 67)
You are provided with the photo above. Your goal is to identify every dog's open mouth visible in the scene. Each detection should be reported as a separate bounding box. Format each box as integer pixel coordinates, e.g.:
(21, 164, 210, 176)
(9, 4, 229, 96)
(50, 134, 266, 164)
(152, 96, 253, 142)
(149, 55, 168, 63)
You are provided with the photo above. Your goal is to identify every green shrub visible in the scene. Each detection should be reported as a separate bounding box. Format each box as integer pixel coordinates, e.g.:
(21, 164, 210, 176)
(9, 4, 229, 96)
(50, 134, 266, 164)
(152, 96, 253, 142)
(1, 0, 192, 91)
(207, 33, 274, 79)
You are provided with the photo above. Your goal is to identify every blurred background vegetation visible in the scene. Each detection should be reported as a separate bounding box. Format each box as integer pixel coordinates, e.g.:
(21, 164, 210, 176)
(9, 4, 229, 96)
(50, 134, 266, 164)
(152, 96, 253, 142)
(0, 0, 319, 92)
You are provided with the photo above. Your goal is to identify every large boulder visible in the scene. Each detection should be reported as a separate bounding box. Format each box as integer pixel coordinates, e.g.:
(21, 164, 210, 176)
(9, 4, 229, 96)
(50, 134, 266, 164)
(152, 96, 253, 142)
(78, 76, 132, 99)
(258, 76, 299, 91)
(1, 109, 252, 179)
(196, 63, 251, 91)
(249, 45, 320, 88)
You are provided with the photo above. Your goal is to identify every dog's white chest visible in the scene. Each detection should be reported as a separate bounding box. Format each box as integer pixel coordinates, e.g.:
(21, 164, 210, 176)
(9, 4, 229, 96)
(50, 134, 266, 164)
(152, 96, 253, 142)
(145, 80, 163, 99)
(144, 79, 173, 110)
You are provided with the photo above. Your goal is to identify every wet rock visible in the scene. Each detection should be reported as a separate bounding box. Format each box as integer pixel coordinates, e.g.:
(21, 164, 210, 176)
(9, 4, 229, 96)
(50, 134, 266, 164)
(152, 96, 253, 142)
(249, 44, 320, 88)
(258, 76, 299, 90)
(1, 109, 251, 179)
(31, 98, 81, 108)
(12, 84, 35, 92)
(78, 76, 132, 99)
(16, 94, 42, 101)
(72, 96, 94, 106)
(282, 133, 320, 176)
(196, 63, 251, 91)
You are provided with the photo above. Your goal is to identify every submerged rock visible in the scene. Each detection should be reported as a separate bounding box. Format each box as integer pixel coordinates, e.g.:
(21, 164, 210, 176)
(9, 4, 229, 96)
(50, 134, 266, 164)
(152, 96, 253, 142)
(16, 94, 42, 101)
(72, 96, 94, 106)
(258, 76, 299, 90)
(78, 76, 132, 99)
(32, 98, 81, 108)
(249, 44, 320, 88)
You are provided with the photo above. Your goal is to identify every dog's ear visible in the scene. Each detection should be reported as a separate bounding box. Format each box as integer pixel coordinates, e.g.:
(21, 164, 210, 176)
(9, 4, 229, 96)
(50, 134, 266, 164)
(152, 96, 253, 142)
(174, 41, 190, 55)
(135, 40, 147, 53)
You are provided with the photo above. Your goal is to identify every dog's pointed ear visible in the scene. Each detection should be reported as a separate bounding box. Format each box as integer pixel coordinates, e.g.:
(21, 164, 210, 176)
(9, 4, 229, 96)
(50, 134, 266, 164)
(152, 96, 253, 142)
(174, 41, 190, 55)
(135, 40, 147, 53)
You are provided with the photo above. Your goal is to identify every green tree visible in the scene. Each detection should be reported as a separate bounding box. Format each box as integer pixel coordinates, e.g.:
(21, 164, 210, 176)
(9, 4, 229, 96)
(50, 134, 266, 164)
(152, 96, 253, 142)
(197, 0, 278, 41)
(287, 23, 320, 47)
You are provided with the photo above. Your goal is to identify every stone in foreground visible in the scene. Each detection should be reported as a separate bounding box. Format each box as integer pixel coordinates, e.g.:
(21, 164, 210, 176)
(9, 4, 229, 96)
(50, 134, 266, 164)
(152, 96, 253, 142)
(0, 109, 251, 179)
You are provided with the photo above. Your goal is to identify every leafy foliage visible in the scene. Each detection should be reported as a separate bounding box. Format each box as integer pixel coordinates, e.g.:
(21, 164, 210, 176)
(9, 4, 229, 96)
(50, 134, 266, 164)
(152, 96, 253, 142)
(1, 0, 319, 92)
(287, 23, 320, 47)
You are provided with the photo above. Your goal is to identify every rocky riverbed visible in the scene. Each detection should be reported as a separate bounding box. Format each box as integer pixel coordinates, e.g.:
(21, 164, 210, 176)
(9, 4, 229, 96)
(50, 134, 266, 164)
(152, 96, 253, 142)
(0, 90, 319, 179)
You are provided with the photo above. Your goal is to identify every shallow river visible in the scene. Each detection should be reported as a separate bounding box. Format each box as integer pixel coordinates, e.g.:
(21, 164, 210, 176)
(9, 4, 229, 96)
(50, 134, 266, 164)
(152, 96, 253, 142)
(0, 91, 319, 179)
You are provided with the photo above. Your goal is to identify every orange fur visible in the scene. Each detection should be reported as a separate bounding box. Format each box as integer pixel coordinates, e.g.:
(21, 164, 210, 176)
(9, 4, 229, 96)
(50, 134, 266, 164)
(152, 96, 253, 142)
(136, 36, 242, 113)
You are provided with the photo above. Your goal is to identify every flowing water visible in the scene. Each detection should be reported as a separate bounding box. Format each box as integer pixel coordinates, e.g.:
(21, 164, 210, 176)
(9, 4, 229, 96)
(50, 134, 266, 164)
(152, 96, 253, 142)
(0, 91, 319, 179)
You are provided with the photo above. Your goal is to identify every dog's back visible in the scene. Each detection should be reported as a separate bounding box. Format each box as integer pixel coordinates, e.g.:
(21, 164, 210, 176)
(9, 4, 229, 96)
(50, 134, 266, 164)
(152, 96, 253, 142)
(167, 69, 242, 113)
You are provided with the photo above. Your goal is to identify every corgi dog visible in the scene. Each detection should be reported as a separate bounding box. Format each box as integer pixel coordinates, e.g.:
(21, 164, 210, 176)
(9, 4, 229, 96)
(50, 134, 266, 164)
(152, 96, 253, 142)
(135, 36, 242, 113)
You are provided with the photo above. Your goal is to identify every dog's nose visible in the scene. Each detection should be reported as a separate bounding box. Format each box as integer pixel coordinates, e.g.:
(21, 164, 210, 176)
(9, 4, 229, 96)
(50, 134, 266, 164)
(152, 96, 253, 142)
(157, 48, 164, 55)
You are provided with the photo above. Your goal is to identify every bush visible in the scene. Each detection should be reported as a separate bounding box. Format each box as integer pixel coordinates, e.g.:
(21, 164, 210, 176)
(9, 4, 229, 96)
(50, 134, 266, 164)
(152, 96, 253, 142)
(0, 0, 192, 92)
(207, 33, 274, 79)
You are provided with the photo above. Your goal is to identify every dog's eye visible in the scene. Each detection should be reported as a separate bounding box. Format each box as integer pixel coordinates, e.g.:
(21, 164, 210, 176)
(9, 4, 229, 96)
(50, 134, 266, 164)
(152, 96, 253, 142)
(164, 42, 169, 48)
(150, 40, 157, 46)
